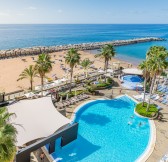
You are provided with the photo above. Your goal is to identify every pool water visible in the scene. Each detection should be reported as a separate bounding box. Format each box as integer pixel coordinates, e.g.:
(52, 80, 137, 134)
(123, 75, 143, 83)
(50, 96, 150, 162)
(121, 75, 143, 90)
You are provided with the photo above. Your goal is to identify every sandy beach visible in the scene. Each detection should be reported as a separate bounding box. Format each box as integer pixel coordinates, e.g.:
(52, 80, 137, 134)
(0, 50, 133, 93)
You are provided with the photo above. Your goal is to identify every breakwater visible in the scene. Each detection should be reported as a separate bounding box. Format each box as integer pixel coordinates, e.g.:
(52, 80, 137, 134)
(0, 37, 165, 59)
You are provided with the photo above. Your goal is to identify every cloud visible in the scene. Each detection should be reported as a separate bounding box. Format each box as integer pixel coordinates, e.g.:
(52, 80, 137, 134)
(0, 12, 10, 16)
(27, 6, 37, 10)
(57, 9, 63, 13)
(16, 13, 24, 16)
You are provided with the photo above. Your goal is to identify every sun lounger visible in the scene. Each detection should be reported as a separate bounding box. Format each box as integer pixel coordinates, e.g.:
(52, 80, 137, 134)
(153, 95, 160, 101)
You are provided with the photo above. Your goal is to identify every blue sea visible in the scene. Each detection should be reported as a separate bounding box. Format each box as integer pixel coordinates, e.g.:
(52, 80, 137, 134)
(0, 24, 168, 64)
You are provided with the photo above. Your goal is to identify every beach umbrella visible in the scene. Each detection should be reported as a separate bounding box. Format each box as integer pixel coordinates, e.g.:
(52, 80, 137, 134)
(98, 69, 105, 73)
(60, 96, 63, 103)
(61, 78, 67, 82)
(66, 93, 69, 100)
(107, 69, 114, 73)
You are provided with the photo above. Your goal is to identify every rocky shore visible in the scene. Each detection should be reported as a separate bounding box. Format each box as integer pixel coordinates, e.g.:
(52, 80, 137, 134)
(0, 37, 165, 59)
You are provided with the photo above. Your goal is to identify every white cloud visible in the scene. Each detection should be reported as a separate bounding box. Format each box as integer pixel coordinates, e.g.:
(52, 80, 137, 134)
(0, 12, 10, 16)
(27, 6, 37, 10)
(16, 13, 24, 16)
(57, 9, 63, 13)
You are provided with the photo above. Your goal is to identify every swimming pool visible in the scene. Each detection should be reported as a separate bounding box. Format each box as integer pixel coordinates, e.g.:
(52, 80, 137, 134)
(50, 96, 151, 162)
(121, 75, 143, 90)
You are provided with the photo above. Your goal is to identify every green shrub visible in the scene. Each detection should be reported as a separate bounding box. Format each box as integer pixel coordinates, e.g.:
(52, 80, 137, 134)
(59, 90, 84, 99)
(107, 77, 113, 84)
(135, 102, 158, 118)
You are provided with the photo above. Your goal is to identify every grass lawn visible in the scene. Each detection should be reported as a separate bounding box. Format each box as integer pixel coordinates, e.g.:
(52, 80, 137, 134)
(135, 102, 158, 118)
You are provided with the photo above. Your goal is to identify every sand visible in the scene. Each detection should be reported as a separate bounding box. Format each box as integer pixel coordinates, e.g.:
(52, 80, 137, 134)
(0, 50, 132, 93)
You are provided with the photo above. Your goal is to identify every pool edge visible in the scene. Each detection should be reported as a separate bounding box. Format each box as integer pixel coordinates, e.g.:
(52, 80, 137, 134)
(125, 94, 156, 162)
(68, 95, 156, 162)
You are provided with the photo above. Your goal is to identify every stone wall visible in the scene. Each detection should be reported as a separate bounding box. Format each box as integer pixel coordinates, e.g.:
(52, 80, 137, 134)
(0, 37, 165, 59)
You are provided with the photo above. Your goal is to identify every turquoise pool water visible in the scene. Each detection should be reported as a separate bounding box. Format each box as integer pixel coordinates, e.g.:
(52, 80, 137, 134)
(121, 75, 143, 90)
(51, 96, 150, 162)
(123, 75, 143, 83)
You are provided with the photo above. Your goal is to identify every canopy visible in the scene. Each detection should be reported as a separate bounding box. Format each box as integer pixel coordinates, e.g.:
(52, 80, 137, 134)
(122, 68, 143, 75)
(8, 96, 71, 146)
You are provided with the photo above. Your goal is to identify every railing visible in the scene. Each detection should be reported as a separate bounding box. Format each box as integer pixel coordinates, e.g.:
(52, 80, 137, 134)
(4, 72, 105, 102)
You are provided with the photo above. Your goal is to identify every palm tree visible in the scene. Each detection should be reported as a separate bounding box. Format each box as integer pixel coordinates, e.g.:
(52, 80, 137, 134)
(80, 58, 93, 78)
(65, 48, 81, 93)
(95, 44, 116, 73)
(17, 65, 38, 91)
(146, 48, 168, 111)
(0, 107, 17, 162)
(35, 53, 53, 95)
(138, 60, 150, 106)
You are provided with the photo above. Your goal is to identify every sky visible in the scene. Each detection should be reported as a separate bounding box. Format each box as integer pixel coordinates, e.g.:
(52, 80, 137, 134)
(0, 0, 168, 24)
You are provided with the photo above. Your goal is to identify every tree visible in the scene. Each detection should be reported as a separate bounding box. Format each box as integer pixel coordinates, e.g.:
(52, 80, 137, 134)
(35, 53, 53, 95)
(65, 48, 81, 93)
(138, 60, 150, 106)
(95, 44, 116, 73)
(17, 65, 38, 91)
(146, 47, 168, 111)
(0, 107, 17, 162)
(80, 58, 93, 78)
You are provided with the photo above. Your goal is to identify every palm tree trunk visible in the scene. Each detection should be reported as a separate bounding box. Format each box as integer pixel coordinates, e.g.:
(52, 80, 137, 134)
(155, 75, 161, 91)
(41, 76, 44, 96)
(106, 60, 109, 73)
(30, 80, 33, 91)
(86, 69, 88, 78)
(69, 68, 73, 93)
(147, 74, 156, 111)
(104, 60, 106, 71)
(142, 74, 147, 107)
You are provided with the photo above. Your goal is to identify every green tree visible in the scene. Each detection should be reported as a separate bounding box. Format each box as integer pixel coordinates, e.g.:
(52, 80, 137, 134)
(80, 58, 93, 78)
(138, 60, 150, 106)
(95, 44, 116, 73)
(0, 107, 17, 162)
(65, 48, 81, 93)
(146, 46, 168, 111)
(35, 53, 53, 95)
(17, 65, 38, 91)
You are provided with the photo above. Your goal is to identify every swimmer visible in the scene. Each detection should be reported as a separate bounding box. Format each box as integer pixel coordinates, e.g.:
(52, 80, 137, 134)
(138, 122, 142, 127)
(130, 115, 134, 119)
(128, 121, 132, 125)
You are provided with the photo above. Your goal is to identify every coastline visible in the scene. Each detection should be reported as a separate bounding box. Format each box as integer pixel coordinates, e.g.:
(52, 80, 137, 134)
(0, 50, 134, 93)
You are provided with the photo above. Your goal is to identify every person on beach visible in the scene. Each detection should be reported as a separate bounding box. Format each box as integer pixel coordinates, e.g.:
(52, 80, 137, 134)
(40, 152, 45, 161)
(119, 88, 122, 94)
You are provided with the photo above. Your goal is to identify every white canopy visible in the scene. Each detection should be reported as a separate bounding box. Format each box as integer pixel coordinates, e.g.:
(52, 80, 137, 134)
(8, 97, 71, 146)
(122, 68, 143, 75)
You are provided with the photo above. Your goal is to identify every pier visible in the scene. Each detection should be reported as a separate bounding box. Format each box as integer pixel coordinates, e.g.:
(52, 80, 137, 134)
(0, 37, 165, 59)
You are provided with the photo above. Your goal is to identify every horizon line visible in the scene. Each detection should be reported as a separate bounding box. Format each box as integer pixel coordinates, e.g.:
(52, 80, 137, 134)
(0, 23, 168, 25)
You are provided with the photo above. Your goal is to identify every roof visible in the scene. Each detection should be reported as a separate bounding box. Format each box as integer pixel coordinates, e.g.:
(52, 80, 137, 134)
(122, 68, 143, 75)
(7, 96, 71, 146)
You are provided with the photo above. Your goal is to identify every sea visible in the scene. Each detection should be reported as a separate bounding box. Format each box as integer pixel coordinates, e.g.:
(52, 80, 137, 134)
(0, 24, 168, 65)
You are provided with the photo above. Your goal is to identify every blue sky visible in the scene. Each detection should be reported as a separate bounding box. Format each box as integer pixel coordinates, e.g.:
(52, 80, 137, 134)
(0, 0, 168, 24)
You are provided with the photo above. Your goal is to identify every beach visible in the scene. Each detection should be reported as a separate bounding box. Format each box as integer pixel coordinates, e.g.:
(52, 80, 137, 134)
(0, 50, 132, 93)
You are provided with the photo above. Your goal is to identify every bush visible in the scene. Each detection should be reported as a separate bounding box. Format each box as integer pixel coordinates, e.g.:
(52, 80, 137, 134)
(96, 82, 111, 89)
(59, 90, 84, 99)
(135, 102, 158, 118)
(107, 77, 113, 84)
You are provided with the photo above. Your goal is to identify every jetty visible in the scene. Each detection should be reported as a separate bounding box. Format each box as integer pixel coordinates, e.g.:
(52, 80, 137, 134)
(0, 37, 165, 59)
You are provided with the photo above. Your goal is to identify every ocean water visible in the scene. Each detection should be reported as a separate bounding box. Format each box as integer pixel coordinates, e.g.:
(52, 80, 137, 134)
(0, 24, 168, 63)
(50, 96, 150, 162)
